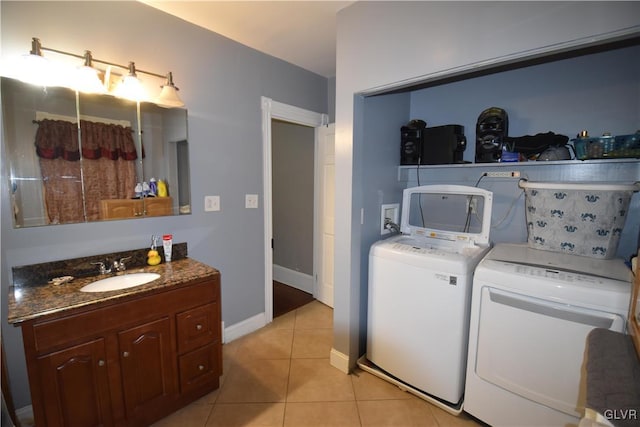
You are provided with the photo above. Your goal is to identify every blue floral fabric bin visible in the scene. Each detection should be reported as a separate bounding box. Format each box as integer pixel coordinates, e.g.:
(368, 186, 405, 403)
(519, 181, 639, 259)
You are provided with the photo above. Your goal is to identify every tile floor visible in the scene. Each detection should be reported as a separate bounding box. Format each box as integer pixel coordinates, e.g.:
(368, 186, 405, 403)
(152, 300, 485, 427)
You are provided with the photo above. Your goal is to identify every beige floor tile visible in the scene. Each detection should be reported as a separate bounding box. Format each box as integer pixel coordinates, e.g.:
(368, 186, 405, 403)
(206, 403, 285, 427)
(294, 301, 333, 330)
(223, 339, 242, 356)
(357, 398, 440, 427)
(350, 368, 412, 401)
(283, 401, 361, 427)
(217, 359, 290, 403)
(430, 406, 486, 427)
(270, 310, 296, 329)
(234, 327, 294, 361)
(291, 328, 333, 359)
(287, 358, 355, 402)
(197, 388, 222, 405)
(151, 401, 214, 426)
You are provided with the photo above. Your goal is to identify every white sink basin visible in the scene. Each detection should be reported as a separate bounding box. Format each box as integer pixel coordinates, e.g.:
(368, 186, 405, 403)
(80, 273, 161, 293)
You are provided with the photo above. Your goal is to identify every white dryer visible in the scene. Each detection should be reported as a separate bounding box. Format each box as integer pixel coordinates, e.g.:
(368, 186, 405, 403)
(361, 185, 493, 414)
(464, 243, 632, 426)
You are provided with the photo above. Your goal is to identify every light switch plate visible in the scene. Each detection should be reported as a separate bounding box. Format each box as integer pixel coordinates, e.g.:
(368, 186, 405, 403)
(205, 195, 220, 212)
(245, 194, 259, 209)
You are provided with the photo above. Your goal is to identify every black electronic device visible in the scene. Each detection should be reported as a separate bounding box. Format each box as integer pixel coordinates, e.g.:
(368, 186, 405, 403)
(475, 107, 508, 163)
(401, 122, 466, 165)
(421, 124, 466, 165)
(400, 119, 427, 165)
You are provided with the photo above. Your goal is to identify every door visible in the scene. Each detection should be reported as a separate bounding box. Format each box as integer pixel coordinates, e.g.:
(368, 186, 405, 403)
(37, 338, 113, 427)
(261, 97, 328, 322)
(316, 123, 335, 307)
(118, 317, 176, 420)
(475, 286, 626, 418)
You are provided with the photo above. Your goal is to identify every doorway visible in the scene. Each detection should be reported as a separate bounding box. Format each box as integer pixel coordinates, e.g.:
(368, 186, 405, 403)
(260, 97, 330, 324)
(271, 119, 316, 316)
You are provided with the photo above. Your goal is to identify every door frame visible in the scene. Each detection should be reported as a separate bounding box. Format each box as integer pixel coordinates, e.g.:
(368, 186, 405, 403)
(261, 97, 328, 323)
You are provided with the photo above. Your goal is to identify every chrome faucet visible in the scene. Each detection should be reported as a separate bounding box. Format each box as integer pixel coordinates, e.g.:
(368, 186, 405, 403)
(92, 256, 131, 275)
(112, 257, 131, 273)
(92, 261, 111, 275)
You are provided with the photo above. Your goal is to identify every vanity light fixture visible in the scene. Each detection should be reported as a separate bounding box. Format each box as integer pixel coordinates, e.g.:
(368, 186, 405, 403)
(156, 72, 184, 108)
(74, 50, 107, 94)
(16, 37, 61, 87)
(12, 37, 185, 107)
(113, 62, 147, 102)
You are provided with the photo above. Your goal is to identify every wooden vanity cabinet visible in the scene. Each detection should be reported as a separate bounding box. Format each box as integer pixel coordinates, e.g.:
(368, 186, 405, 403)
(99, 197, 173, 220)
(20, 274, 221, 427)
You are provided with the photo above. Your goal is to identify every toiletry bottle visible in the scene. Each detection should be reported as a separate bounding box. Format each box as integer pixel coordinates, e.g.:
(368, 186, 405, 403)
(158, 179, 168, 197)
(149, 178, 157, 196)
(142, 181, 150, 197)
(163, 234, 173, 262)
(135, 182, 143, 198)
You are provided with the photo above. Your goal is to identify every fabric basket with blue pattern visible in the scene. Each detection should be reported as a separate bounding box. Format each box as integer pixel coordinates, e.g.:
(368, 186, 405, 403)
(519, 180, 639, 259)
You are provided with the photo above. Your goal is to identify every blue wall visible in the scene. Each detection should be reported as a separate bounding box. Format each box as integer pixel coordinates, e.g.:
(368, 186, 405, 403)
(1, 1, 328, 407)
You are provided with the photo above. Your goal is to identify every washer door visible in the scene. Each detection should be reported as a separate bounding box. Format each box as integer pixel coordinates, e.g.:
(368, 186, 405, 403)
(475, 286, 625, 418)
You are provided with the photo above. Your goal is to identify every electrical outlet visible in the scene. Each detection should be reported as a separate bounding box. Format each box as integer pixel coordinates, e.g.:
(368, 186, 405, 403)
(204, 195, 220, 212)
(485, 171, 521, 178)
(245, 194, 259, 209)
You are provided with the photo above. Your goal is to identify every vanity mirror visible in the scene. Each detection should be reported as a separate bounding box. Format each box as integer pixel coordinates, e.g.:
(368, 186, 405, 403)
(2, 76, 191, 227)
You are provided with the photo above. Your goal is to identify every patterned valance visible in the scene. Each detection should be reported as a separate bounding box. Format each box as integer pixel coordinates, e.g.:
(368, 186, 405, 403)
(35, 119, 140, 161)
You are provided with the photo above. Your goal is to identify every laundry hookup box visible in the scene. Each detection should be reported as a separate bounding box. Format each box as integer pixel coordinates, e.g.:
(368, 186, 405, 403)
(519, 180, 639, 259)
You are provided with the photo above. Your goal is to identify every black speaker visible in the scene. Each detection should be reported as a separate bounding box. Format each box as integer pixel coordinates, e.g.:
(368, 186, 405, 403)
(475, 107, 508, 163)
(400, 119, 427, 165)
(421, 124, 466, 165)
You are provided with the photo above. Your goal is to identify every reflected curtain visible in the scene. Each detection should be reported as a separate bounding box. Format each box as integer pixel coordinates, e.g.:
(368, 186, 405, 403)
(35, 119, 138, 224)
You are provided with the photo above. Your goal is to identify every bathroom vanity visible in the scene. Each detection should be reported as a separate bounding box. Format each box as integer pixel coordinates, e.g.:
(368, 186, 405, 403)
(7, 255, 221, 427)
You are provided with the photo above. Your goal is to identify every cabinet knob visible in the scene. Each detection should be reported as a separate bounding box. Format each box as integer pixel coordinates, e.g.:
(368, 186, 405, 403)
(198, 365, 205, 371)
(123, 351, 130, 358)
(98, 360, 105, 367)
(196, 324, 203, 331)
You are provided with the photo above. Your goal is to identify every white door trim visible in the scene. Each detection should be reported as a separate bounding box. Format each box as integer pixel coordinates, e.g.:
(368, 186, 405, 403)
(261, 96, 328, 323)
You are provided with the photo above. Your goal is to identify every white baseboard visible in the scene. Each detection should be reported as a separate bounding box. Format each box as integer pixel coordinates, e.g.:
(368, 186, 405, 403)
(273, 264, 313, 294)
(223, 312, 266, 343)
(329, 348, 350, 374)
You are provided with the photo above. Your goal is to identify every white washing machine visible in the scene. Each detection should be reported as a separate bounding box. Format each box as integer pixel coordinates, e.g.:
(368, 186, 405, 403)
(361, 185, 493, 414)
(465, 243, 633, 427)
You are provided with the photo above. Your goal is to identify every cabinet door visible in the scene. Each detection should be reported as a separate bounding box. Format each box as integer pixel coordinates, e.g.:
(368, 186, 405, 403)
(118, 317, 177, 419)
(37, 338, 113, 427)
(99, 199, 140, 220)
(144, 197, 172, 217)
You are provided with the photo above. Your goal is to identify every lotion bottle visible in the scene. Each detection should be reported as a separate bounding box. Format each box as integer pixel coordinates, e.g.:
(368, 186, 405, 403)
(162, 234, 173, 262)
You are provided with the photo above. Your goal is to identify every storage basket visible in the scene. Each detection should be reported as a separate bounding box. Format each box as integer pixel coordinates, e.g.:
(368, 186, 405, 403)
(573, 132, 640, 160)
(519, 180, 639, 259)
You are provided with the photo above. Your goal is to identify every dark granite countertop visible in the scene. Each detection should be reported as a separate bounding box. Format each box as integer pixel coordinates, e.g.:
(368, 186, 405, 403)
(7, 257, 219, 324)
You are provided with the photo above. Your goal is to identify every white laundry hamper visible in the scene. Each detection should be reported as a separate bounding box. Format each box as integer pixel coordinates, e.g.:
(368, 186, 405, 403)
(519, 180, 639, 259)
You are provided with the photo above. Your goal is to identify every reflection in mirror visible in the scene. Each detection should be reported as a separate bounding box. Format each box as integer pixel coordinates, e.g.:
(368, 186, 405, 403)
(139, 102, 190, 216)
(1, 77, 190, 227)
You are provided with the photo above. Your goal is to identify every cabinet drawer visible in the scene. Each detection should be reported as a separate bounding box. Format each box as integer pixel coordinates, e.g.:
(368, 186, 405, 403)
(176, 303, 219, 354)
(178, 344, 219, 394)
